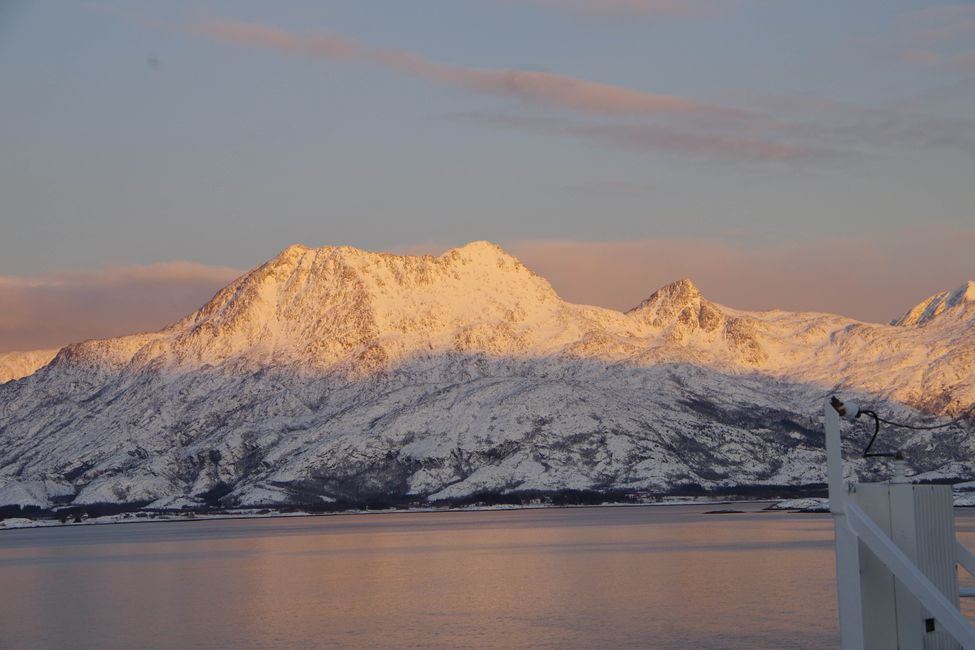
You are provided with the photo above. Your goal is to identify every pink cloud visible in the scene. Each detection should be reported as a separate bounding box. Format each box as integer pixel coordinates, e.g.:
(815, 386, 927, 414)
(190, 16, 973, 161)
(899, 5, 975, 47)
(189, 18, 748, 120)
(451, 111, 813, 160)
(519, 0, 742, 19)
(906, 4, 975, 21)
(897, 48, 942, 66)
(0, 262, 241, 353)
(179, 16, 975, 161)
(721, 90, 975, 155)
(871, 4, 975, 73)
(186, 18, 825, 160)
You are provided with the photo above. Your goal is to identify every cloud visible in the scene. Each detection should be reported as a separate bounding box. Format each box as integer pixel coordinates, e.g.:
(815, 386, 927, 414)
(188, 18, 750, 120)
(897, 48, 942, 66)
(450, 111, 817, 160)
(74, 8, 960, 163)
(723, 91, 975, 156)
(0, 262, 241, 353)
(900, 4, 975, 41)
(406, 228, 975, 323)
(518, 0, 747, 19)
(893, 48, 975, 72)
(186, 16, 974, 161)
(863, 4, 975, 74)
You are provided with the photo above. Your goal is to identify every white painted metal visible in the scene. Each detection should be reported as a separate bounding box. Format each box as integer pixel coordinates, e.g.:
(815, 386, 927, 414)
(824, 399, 865, 650)
(915, 487, 963, 650)
(853, 483, 908, 649)
(846, 502, 975, 649)
(853, 484, 961, 649)
(957, 540, 975, 578)
(824, 399, 849, 512)
(824, 397, 975, 650)
(957, 541, 975, 599)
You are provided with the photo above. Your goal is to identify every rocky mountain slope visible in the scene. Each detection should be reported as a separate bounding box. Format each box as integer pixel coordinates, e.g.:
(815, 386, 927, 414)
(0, 349, 60, 385)
(0, 242, 972, 510)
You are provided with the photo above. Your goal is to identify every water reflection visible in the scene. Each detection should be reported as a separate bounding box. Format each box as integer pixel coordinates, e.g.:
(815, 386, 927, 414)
(3, 505, 967, 649)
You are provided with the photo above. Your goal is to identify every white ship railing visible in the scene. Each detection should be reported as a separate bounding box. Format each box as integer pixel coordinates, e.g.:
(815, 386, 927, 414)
(825, 397, 975, 649)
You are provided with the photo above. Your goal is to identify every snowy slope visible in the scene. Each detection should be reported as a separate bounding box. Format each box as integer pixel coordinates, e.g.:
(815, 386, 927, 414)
(0, 349, 60, 384)
(892, 281, 975, 327)
(0, 242, 972, 509)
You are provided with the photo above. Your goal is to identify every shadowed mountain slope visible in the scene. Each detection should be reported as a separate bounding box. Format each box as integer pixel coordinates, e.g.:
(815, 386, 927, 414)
(1, 242, 972, 509)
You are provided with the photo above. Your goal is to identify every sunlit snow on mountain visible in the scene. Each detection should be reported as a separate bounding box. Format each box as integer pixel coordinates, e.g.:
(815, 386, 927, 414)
(1, 242, 972, 510)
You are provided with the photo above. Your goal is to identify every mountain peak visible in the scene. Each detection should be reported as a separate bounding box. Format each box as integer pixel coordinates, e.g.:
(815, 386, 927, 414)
(956, 280, 975, 302)
(663, 278, 701, 300)
(629, 278, 701, 313)
(280, 242, 310, 255)
(5, 245, 975, 510)
(271, 240, 516, 267)
(440, 240, 521, 266)
(892, 281, 975, 327)
(626, 278, 711, 329)
(454, 240, 506, 255)
(267, 243, 311, 265)
(93, 241, 561, 370)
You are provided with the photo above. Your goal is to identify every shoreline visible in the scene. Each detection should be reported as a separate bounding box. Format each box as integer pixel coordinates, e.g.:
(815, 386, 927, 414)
(0, 497, 792, 532)
(5, 490, 973, 532)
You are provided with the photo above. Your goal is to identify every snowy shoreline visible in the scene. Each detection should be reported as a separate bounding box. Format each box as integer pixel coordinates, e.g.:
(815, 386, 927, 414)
(5, 490, 975, 532)
(0, 497, 792, 531)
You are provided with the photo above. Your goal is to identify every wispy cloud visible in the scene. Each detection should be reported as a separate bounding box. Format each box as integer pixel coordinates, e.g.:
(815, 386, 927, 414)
(0, 262, 241, 352)
(177, 16, 841, 161)
(749, 92, 975, 156)
(865, 4, 975, 73)
(449, 111, 815, 160)
(517, 0, 748, 19)
(126, 12, 971, 162)
(895, 49, 975, 72)
(901, 4, 975, 42)
(188, 18, 750, 120)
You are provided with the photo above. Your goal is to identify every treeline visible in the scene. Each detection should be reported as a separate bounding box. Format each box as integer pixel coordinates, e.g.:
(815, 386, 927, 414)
(0, 483, 833, 522)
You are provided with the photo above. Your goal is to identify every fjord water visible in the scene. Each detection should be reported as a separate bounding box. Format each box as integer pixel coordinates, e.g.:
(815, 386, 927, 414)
(2, 506, 974, 649)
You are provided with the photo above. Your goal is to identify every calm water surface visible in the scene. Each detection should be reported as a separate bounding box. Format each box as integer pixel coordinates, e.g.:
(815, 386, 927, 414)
(2, 504, 975, 649)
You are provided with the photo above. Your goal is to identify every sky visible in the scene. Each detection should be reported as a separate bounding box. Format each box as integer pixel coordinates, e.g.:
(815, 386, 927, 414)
(1, 0, 973, 351)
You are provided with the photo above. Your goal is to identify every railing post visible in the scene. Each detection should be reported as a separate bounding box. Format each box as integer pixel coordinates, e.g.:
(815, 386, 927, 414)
(825, 396, 975, 649)
(825, 398, 865, 650)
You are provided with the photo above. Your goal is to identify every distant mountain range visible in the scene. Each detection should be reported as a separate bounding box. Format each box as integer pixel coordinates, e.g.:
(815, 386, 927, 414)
(1, 242, 973, 510)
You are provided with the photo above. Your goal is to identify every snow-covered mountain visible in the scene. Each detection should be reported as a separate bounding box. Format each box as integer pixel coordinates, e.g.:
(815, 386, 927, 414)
(892, 281, 975, 327)
(1, 242, 972, 510)
(0, 349, 60, 385)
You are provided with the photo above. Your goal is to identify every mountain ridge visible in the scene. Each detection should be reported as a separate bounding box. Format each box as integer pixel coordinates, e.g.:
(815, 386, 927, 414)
(0, 349, 61, 385)
(892, 281, 975, 328)
(1, 242, 973, 511)
(6, 243, 971, 381)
